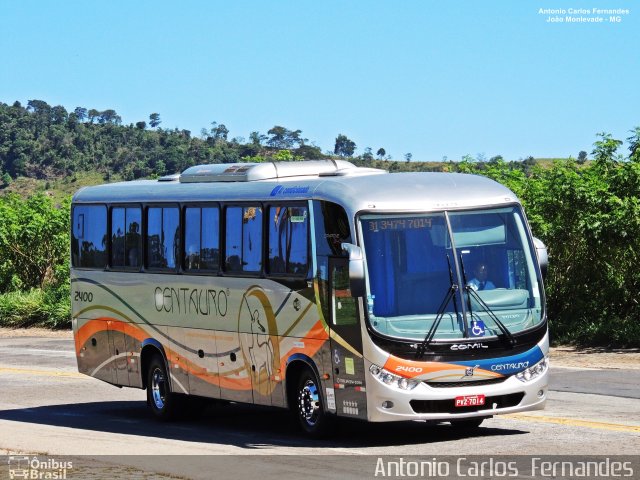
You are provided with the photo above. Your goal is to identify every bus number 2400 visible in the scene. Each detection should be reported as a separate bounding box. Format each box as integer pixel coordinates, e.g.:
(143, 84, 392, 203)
(74, 291, 94, 302)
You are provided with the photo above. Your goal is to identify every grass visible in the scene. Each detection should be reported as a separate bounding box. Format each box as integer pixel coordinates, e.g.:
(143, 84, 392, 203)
(0, 287, 71, 329)
(1, 171, 123, 203)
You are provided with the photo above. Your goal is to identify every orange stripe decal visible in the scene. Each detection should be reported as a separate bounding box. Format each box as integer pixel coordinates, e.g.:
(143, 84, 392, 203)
(382, 355, 502, 379)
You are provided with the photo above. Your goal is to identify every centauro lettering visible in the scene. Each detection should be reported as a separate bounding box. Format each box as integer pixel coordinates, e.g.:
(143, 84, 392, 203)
(154, 287, 228, 317)
(491, 361, 529, 372)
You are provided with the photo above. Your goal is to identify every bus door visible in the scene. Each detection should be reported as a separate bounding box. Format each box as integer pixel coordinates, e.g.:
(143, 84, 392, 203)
(108, 320, 129, 386)
(241, 286, 282, 407)
(328, 258, 367, 419)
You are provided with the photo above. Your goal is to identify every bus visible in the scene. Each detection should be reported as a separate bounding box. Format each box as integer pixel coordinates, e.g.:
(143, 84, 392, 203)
(71, 159, 549, 436)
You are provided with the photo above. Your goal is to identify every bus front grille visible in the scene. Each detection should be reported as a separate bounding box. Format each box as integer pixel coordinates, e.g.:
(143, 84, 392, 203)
(425, 377, 507, 388)
(410, 392, 525, 414)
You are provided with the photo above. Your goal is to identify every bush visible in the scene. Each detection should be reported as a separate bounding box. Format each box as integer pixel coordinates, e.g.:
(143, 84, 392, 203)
(0, 284, 70, 329)
(42, 282, 71, 329)
(0, 194, 70, 291)
(0, 289, 48, 328)
(0, 193, 71, 329)
(458, 130, 640, 347)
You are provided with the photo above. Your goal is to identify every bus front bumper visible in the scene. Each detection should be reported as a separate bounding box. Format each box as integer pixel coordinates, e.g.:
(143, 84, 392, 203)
(365, 368, 548, 422)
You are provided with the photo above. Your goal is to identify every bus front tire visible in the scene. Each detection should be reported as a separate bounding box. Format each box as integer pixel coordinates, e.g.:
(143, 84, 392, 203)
(295, 369, 331, 438)
(146, 354, 179, 421)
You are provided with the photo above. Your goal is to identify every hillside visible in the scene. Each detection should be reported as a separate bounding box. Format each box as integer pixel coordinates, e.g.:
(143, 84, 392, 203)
(2, 98, 639, 347)
(1, 99, 579, 199)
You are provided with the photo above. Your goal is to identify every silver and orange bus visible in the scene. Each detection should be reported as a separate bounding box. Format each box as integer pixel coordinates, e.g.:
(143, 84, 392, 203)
(71, 160, 549, 436)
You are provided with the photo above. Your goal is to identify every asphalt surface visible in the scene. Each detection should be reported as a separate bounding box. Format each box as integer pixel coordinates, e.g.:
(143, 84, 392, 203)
(0, 335, 638, 479)
(2, 336, 637, 397)
(549, 367, 639, 398)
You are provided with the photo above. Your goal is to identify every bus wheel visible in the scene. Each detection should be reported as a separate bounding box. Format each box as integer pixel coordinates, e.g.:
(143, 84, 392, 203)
(147, 354, 178, 421)
(450, 418, 484, 429)
(296, 370, 330, 437)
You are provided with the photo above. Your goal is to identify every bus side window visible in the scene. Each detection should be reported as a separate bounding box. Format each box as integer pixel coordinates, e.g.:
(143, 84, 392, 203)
(111, 207, 141, 269)
(125, 207, 142, 268)
(201, 207, 220, 270)
(332, 263, 357, 326)
(313, 200, 353, 324)
(111, 207, 126, 267)
(313, 200, 351, 257)
(185, 206, 220, 272)
(146, 206, 179, 270)
(225, 206, 262, 274)
(268, 205, 308, 276)
(72, 205, 107, 269)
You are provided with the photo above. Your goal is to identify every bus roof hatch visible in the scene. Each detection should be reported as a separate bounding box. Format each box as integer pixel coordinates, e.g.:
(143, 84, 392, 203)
(179, 160, 363, 183)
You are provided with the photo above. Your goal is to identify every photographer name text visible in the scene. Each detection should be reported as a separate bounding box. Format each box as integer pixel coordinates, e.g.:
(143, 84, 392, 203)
(539, 7, 630, 23)
(374, 457, 634, 478)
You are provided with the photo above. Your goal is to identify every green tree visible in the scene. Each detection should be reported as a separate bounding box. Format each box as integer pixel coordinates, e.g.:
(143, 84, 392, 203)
(210, 122, 229, 142)
(73, 107, 87, 122)
(577, 150, 588, 163)
(334, 134, 356, 157)
(267, 126, 303, 149)
(0, 194, 70, 290)
(51, 105, 68, 124)
(249, 131, 266, 146)
(296, 144, 324, 159)
(88, 109, 100, 123)
(99, 109, 121, 125)
(149, 113, 161, 128)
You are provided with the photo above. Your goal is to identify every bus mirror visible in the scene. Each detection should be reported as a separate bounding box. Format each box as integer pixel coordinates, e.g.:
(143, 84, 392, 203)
(341, 243, 365, 297)
(533, 237, 548, 278)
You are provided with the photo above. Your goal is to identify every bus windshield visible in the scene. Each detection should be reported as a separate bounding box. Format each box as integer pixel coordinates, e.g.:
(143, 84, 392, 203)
(360, 207, 543, 341)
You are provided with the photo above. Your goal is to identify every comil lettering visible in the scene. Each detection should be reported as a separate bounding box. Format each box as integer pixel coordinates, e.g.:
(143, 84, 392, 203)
(450, 343, 488, 350)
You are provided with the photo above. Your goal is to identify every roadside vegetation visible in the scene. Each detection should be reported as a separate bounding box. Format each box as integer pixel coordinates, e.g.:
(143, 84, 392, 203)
(0, 100, 638, 347)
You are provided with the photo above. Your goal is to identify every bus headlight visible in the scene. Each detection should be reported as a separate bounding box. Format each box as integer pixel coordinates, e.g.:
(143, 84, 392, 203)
(515, 357, 548, 383)
(369, 364, 420, 390)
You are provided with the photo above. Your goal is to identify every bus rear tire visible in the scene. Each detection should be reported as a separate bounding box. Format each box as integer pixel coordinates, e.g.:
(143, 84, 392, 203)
(450, 418, 484, 429)
(295, 369, 331, 438)
(146, 354, 179, 421)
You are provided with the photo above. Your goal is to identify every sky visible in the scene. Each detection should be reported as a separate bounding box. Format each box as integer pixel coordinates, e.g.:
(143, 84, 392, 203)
(0, 0, 638, 162)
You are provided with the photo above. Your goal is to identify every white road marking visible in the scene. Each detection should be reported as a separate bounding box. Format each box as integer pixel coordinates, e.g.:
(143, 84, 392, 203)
(0, 347, 75, 358)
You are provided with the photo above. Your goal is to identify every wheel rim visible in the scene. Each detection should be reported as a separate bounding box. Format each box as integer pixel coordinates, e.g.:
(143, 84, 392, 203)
(298, 378, 320, 426)
(151, 367, 166, 410)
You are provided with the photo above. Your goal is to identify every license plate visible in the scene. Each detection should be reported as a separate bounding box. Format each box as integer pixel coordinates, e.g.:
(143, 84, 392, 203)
(454, 394, 485, 407)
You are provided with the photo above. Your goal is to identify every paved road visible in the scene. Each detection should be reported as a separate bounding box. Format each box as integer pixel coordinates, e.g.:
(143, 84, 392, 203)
(0, 336, 638, 479)
(549, 367, 639, 398)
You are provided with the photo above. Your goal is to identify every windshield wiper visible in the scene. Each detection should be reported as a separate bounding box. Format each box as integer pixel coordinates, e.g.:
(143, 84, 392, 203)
(416, 254, 460, 359)
(459, 254, 516, 348)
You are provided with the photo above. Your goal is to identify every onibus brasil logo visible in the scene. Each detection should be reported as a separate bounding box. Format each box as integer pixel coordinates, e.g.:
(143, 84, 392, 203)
(8, 456, 73, 479)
